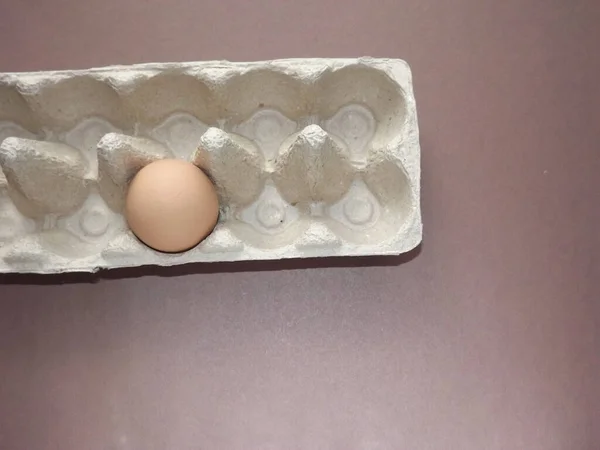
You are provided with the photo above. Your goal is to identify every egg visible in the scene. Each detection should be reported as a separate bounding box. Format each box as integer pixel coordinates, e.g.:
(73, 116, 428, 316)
(125, 159, 219, 253)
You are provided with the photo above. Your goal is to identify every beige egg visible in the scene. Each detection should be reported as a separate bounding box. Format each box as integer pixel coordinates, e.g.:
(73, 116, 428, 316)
(125, 159, 219, 253)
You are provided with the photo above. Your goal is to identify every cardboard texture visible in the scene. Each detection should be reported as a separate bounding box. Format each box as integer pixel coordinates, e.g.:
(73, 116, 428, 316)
(0, 58, 421, 273)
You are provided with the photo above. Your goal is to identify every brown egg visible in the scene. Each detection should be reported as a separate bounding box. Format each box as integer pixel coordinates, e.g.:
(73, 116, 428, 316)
(125, 159, 219, 253)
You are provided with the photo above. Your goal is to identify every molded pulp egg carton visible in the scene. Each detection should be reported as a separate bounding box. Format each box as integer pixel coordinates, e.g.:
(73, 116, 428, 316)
(0, 58, 421, 273)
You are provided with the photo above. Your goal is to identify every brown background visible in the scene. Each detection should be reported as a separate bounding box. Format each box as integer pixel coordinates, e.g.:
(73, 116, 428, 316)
(1, 1, 599, 449)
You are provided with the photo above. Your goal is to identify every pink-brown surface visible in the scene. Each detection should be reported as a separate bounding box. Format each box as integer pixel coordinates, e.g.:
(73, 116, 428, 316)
(0, 1, 599, 449)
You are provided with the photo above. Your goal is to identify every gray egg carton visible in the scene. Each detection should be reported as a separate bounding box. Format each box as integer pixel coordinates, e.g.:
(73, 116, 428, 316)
(0, 58, 421, 273)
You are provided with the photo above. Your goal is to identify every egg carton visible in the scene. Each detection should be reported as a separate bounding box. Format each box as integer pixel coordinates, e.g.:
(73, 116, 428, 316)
(0, 58, 421, 273)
